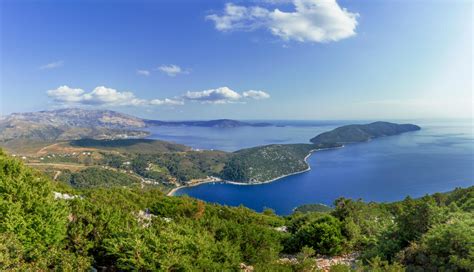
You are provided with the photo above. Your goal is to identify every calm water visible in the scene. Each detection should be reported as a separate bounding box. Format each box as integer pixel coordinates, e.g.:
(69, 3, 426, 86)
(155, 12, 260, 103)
(150, 120, 474, 215)
(146, 120, 343, 152)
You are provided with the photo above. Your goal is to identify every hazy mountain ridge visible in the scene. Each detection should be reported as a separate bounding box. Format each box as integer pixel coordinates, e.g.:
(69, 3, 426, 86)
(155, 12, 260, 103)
(145, 119, 272, 128)
(0, 108, 274, 141)
(0, 109, 148, 141)
(4, 108, 146, 128)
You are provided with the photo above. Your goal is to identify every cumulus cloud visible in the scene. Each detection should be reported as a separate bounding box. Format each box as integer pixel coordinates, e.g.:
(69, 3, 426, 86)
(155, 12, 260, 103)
(207, 0, 358, 43)
(243, 90, 270, 99)
(184, 87, 270, 104)
(48, 85, 269, 107)
(40, 60, 64, 70)
(157, 64, 188, 76)
(47, 86, 182, 107)
(47, 86, 84, 103)
(183, 87, 242, 104)
(137, 70, 150, 76)
(150, 98, 184, 106)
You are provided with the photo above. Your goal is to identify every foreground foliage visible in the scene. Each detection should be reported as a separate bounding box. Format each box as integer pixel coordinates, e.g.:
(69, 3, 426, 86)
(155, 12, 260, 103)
(0, 149, 472, 271)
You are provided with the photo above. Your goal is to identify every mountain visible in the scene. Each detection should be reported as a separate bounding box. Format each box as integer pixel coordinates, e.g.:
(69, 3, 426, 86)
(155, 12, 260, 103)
(310, 121, 421, 145)
(0, 108, 273, 141)
(0, 108, 148, 141)
(3, 108, 146, 128)
(145, 119, 272, 128)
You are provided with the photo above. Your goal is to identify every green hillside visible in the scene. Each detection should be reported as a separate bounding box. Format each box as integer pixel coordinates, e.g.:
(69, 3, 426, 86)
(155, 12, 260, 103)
(1, 149, 472, 271)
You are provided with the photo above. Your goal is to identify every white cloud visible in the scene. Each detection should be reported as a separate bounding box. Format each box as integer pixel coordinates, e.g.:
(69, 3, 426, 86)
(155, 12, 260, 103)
(48, 85, 269, 107)
(47, 86, 84, 103)
(207, 0, 358, 43)
(81, 86, 139, 106)
(206, 4, 269, 31)
(150, 98, 184, 106)
(184, 87, 270, 104)
(137, 70, 150, 76)
(157, 64, 188, 76)
(47, 85, 181, 107)
(184, 87, 242, 104)
(243, 90, 270, 99)
(40, 60, 64, 70)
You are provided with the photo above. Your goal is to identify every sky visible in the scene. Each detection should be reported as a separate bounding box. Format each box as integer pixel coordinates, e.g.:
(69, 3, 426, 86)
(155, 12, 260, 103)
(0, 0, 472, 120)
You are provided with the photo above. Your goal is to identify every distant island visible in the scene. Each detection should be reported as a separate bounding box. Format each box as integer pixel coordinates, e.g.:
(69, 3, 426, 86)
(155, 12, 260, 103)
(145, 119, 272, 128)
(0, 108, 422, 192)
(311, 121, 421, 144)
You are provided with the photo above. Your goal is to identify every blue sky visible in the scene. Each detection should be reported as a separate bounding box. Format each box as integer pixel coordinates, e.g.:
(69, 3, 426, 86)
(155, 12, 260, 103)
(1, 0, 472, 120)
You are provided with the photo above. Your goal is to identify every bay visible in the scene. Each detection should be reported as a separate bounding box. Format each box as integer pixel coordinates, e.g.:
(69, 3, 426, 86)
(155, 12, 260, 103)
(149, 120, 474, 215)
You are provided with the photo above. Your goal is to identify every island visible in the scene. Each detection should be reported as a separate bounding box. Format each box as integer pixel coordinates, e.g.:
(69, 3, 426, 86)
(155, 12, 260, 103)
(310, 121, 421, 144)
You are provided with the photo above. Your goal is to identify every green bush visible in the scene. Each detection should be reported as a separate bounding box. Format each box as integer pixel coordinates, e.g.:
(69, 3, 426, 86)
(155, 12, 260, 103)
(290, 214, 344, 256)
(397, 212, 474, 271)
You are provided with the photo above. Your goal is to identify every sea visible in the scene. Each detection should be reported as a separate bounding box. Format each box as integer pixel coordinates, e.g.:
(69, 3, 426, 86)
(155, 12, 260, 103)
(147, 119, 474, 215)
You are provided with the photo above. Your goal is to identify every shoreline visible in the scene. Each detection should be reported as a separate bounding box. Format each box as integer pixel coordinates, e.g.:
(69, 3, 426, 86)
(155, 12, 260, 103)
(168, 145, 344, 196)
(167, 178, 221, 196)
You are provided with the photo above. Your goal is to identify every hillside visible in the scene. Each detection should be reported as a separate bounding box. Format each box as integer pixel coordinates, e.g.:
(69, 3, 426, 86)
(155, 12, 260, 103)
(0, 150, 472, 271)
(221, 144, 315, 182)
(70, 138, 190, 154)
(0, 108, 148, 141)
(220, 141, 343, 183)
(310, 121, 421, 144)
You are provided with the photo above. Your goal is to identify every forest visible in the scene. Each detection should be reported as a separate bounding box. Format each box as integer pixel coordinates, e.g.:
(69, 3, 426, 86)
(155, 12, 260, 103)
(0, 149, 472, 271)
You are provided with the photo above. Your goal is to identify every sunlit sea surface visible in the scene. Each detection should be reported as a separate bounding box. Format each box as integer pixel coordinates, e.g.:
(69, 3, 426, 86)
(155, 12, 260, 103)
(147, 120, 474, 215)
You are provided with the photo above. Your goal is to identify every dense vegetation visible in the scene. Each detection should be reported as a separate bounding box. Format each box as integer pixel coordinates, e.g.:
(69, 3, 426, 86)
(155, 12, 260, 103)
(97, 149, 229, 184)
(294, 203, 334, 213)
(1, 150, 472, 271)
(71, 138, 189, 154)
(310, 122, 421, 144)
(67, 167, 141, 188)
(221, 142, 341, 182)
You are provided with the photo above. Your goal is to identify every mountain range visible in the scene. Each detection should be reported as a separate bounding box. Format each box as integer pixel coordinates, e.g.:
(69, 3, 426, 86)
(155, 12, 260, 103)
(0, 108, 273, 141)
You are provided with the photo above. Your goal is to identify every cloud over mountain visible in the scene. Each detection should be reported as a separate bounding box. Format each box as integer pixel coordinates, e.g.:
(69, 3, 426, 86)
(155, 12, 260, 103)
(207, 0, 358, 43)
(47, 86, 182, 107)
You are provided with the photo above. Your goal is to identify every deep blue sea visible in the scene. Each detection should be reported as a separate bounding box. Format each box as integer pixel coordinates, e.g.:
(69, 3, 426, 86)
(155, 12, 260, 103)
(148, 120, 474, 215)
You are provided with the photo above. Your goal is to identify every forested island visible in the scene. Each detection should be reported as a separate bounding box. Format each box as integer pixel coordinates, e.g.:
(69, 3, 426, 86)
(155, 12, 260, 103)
(0, 150, 472, 271)
(310, 122, 421, 144)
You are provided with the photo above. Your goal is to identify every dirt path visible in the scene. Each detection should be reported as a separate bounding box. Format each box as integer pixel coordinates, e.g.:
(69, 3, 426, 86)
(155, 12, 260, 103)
(26, 162, 86, 171)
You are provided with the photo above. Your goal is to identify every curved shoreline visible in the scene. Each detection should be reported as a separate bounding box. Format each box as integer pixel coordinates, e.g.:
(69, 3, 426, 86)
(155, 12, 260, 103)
(168, 145, 344, 196)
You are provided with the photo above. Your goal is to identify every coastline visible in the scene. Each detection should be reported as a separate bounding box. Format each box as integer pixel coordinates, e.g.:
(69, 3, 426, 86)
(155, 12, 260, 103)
(168, 145, 344, 196)
(167, 178, 221, 196)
